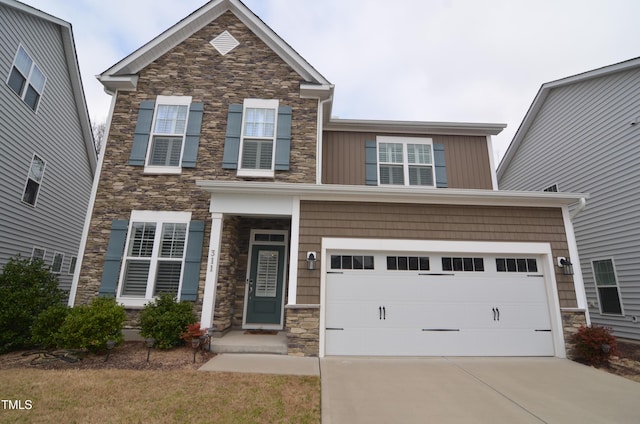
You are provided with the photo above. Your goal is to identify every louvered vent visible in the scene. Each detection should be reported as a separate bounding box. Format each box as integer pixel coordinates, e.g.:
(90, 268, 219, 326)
(210, 30, 240, 56)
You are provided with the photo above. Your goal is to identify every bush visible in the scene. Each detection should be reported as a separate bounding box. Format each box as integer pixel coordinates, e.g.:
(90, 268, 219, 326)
(31, 304, 71, 349)
(139, 293, 196, 349)
(56, 297, 126, 353)
(570, 325, 619, 366)
(0, 256, 65, 353)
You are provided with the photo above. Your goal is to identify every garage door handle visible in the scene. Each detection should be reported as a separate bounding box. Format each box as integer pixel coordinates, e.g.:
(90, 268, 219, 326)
(379, 306, 382, 320)
(383, 306, 386, 320)
(493, 307, 501, 321)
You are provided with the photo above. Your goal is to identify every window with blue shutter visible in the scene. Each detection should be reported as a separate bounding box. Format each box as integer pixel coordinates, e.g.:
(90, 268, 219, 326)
(129, 96, 203, 171)
(99, 220, 129, 297)
(222, 100, 292, 176)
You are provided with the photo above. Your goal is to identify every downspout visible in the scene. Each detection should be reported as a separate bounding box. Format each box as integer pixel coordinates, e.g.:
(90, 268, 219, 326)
(316, 95, 333, 184)
(570, 197, 586, 220)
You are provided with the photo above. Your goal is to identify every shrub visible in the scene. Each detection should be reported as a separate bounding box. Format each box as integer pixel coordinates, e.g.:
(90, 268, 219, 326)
(181, 322, 207, 342)
(139, 293, 196, 349)
(0, 256, 65, 353)
(31, 304, 71, 349)
(56, 297, 126, 353)
(570, 325, 619, 366)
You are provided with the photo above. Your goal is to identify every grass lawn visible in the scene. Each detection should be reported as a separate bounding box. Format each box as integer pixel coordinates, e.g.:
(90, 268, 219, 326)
(0, 368, 320, 423)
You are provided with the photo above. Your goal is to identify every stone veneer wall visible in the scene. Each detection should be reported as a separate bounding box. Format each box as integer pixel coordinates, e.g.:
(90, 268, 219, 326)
(74, 10, 318, 320)
(285, 305, 320, 356)
(561, 310, 588, 358)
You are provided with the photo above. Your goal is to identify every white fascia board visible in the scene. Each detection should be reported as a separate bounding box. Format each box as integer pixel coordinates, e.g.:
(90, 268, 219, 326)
(325, 119, 506, 137)
(196, 181, 588, 208)
(97, 75, 139, 94)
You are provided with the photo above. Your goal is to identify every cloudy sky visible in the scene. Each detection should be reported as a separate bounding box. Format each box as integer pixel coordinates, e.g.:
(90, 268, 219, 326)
(22, 0, 640, 163)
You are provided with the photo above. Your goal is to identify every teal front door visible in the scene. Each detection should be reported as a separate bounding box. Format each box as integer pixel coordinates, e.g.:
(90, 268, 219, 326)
(245, 244, 285, 326)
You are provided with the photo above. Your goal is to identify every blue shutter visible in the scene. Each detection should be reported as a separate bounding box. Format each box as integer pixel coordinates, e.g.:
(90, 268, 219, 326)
(129, 101, 155, 166)
(181, 221, 205, 301)
(98, 220, 129, 297)
(222, 104, 243, 169)
(434, 143, 448, 188)
(365, 140, 378, 185)
(275, 105, 292, 171)
(182, 102, 204, 168)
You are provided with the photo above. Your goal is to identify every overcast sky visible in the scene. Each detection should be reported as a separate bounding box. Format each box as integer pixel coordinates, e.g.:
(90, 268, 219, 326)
(22, 0, 640, 163)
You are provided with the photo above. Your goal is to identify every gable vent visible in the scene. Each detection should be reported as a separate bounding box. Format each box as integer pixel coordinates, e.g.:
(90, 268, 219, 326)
(210, 30, 240, 56)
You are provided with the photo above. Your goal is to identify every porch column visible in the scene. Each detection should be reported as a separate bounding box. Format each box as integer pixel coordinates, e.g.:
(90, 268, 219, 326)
(200, 213, 223, 330)
(287, 197, 301, 305)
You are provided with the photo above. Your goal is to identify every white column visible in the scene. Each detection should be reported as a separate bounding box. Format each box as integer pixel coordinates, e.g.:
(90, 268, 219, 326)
(287, 197, 301, 305)
(562, 206, 590, 321)
(200, 213, 224, 330)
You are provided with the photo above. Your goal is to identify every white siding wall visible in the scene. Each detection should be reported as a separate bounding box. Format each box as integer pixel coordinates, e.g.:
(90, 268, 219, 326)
(499, 69, 640, 340)
(0, 6, 94, 296)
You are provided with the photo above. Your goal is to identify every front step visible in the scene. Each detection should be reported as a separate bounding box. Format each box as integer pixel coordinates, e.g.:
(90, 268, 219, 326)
(212, 331, 288, 355)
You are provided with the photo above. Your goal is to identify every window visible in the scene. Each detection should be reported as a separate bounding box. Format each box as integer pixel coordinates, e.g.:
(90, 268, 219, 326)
(119, 212, 191, 304)
(22, 155, 46, 206)
(68, 257, 77, 275)
(387, 256, 430, 271)
(442, 257, 484, 272)
(496, 258, 538, 273)
(377, 137, 434, 186)
(592, 259, 623, 315)
(31, 247, 45, 261)
(52, 252, 64, 274)
(238, 99, 279, 177)
(330, 255, 374, 270)
(7, 46, 46, 111)
(145, 96, 191, 172)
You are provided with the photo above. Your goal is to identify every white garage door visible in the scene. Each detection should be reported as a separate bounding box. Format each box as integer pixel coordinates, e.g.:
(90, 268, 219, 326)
(325, 252, 555, 356)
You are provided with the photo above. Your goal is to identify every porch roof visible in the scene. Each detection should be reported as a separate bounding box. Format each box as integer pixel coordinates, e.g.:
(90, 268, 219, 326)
(195, 181, 588, 209)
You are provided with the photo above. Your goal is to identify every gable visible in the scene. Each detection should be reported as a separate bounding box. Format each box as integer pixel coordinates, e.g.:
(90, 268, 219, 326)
(99, 0, 330, 94)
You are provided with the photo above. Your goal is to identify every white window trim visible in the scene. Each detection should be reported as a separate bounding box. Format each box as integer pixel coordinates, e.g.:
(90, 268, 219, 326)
(376, 136, 435, 187)
(7, 44, 47, 112)
(21, 153, 46, 207)
(237, 98, 279, 178)
(117, 210, 192, 308)
(51, 251, 64, 274)
(591, 257, 624, 316)
(31, 247, 46, 261)
(143, 95, 192, 175)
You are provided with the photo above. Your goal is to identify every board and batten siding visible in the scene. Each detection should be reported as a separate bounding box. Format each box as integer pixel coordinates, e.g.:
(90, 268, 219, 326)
(0, 5, 94, 295)
(322, 131, 493, 189)
(296, 200, 575, 307)
(499, 68, 640, 340)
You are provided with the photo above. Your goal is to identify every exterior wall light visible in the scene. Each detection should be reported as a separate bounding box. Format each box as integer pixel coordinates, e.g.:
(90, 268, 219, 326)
(558, 257, 574, 275)
(307, 252, 317, 270)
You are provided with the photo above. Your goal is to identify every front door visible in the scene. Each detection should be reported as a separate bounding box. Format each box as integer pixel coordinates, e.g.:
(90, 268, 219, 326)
(244, 244, 286, 327)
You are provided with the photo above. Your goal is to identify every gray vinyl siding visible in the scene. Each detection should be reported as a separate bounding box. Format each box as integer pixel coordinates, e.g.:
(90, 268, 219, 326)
(499, 68, 640, 340)
(0, 5, 94, 297)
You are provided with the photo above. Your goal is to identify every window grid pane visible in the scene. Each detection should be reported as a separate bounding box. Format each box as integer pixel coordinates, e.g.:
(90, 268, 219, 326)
(14, 47, 32, 74)
(408, 165, 433, 186)
(128, 223, 156, 257)
(154, 105, 188, 134)
(244, 108, 275, 137)
(594, 260, 616, 286)
(154, 261, 182, 295)
(122, 260, 150, 296)
(160, 223, 187, 258)
(379, 143, 403, 163)
(241, 140, 273, 169)
(150, 136, 182, 166)
(407, 144, 432, 164)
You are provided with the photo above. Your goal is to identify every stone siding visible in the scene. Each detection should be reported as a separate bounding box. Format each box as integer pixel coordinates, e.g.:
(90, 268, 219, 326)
(285, 305, 320, 356)
(75, 10, 318, 315)
(561, 309, 588, 359)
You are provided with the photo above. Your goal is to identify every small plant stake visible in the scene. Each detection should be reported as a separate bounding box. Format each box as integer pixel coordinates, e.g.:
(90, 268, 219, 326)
(145, 338, 155, 363)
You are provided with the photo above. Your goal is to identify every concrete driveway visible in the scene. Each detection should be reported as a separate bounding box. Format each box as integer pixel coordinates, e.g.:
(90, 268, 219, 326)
(320, 357, 640, 424)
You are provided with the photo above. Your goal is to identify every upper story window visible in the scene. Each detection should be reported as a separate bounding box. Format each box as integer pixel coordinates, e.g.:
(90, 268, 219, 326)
(377, 137, 435, 186)
(7, 46, 46, 112)
(146, 96, 191, 173)
(128, 96, 204, 172)
(239, 99, 279, 177)
(22, 154, 46, 207)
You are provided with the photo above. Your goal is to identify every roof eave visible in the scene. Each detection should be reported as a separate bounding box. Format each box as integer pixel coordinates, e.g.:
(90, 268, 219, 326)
(324, 119, 506, 137)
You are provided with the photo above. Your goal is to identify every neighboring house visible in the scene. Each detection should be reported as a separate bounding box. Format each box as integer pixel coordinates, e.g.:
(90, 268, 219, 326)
(498, 58, 640, 341)
(0, 0, 96, 298)
(72, 0, 589, 357)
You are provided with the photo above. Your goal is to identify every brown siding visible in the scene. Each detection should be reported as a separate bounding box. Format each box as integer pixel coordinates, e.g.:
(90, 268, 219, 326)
(322, 131, 493, 189)
(296, 201, 576, 308)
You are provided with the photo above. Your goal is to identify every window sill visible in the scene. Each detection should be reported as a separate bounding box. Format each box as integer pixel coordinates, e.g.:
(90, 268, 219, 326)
(116, 297, 149, 309)
(237, 169, 275, 178)
(143, 166, 182, 175)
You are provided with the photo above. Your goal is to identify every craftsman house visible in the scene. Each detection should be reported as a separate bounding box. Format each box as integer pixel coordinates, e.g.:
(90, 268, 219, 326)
(498, 58, 640, 341)
(72, 0, 589, 357)
(0, 0, 96, 299)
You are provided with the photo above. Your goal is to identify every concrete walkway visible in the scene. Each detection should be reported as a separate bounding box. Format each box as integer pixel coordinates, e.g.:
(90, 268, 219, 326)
(320, 356, 640, 424)
(199, 353, 319, 376)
